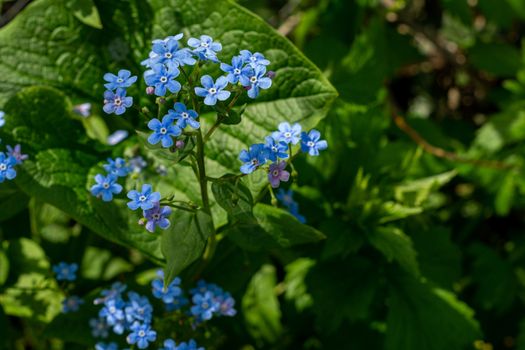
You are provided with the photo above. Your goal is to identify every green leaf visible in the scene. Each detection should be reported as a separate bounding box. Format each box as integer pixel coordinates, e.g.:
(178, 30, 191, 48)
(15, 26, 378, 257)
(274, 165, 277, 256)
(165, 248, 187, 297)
(211, 176, 253, 219)
(495, 171, 516, 216)
(81, 246, 133, 280)
(224, 204, 326, 251)
(0, 238, 63, 322)
(0, 182, 29, 222)
(284, 258, 315, 312)
(368, 226, 419, 276)
(161, 210, 213, 285)
(386, 272, 481, 350)
(307, 257, 379, 333)
(469, 42, 521, 77)
(242, 264, 282, 343)
(67, 0, 103, 29)
(0, 248, 8, 286)
(394, 170, 457, 208)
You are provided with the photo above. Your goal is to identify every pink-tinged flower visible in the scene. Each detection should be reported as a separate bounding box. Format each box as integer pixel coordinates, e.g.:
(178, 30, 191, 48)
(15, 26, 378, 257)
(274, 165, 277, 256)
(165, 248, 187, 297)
(268, 161, 290, 188)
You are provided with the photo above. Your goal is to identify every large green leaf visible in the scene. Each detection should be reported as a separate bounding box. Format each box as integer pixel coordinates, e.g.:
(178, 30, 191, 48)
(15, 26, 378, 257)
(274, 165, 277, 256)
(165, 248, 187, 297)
(386, 272, 481, 350)
(161, 210, 213, 285)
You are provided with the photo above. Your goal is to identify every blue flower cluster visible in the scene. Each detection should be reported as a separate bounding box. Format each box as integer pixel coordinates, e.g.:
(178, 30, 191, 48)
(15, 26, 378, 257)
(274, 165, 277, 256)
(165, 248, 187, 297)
(238, 122, 327, 189)
(0, 130, 28, 183)
(126, 184, 173, 233)
(93, 282, 156, 349)
(52, 262, 85, 313)
(276, 188, 306, 223)
(159, 339, 204, 350)
(103, 70, 137, 115)
(151, 271, 236, 325)
(90, 157, 129, 202)
(147, 102, 199, 149)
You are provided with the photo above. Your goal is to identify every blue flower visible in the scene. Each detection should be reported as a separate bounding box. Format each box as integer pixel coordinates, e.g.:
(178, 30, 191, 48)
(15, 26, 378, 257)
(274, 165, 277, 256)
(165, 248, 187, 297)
(144, 62, 182, 96)
(62, 296, 84, 313)
(151, 37, 196, 67)
(276, 189, 306, 223)
(6, 145, 28, 164)
(95, 342, 118, 350)
(264, 136, 289, 161)
(167, 102, 200, 130)
(220, 55, 253, 84)
(164, 295, 189, 312)
(190, 291, 219, 321)
(103, 88, 133, 115)
(104, 69, 137, 90)
(216, 292, 237, 317)
(107, 130, 129, 145)
(99, 298, 126, 326)
(147, 115, 182, 148)
(129, 156, 147, 174)
(240, 65, 272, 99)
(152, 270, 182, 304)
(268, 161, 290, 189)
(189, 280, 236, 318)
(160, 339, 204, 350)
(289, 206, 306, 223)
(240, 50, 271, 68)
(195, 75, 231, 106)
(187, 35, 222, 61)
(90, 317, 110, 338)
(91, 174, 123, 202)
(94, 282, 127, 305)
(72, 103, 91, 117)
(272, 122, 302, 145)
(125, 292, 153, 324)
(103, 157, 130, 177)
(126, 322, 157, 349)
(239, 144, 269, 174)
(127, 184, 161, 211)
(143, 202, 171, 233)
(301, 129, 328, 156)
(0, 153, 17, 183)
(52, 262, 78, 281)
(0, 111, 5, 127)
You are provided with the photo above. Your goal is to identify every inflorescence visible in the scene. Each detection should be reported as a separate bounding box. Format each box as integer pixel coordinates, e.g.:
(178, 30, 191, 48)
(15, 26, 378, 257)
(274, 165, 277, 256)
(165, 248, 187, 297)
(0, 112, 28, 184)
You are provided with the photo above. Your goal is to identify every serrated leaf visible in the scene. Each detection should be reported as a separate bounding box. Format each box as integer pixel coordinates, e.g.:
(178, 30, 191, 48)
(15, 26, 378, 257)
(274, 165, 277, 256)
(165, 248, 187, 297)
(386, 272, 481, 350)
(368, 226, 419, 276)
(242, 264, 282, 343)
(161, 210, 213, 285)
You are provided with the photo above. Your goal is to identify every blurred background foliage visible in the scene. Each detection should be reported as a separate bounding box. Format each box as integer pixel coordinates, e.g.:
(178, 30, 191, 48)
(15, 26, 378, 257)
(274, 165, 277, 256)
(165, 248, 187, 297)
(1, 0, 525, 349)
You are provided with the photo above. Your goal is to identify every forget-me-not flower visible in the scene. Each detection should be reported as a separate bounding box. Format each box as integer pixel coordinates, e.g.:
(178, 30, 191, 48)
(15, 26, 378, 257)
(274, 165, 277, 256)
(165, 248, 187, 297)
(167, 102, 200, 129)
(95, 342, 118, 350)
(239, 144, 269, 174)
(126, 322, 157, 349)
(190, 291, 219, 321)
(0, 153, 17, 183)
(127, 184, 161, 211)
(90, 174, 123, 202)
(220, 55, 253, 84)
(103, 88, 133, 115)
(107, 130, 129, 145)
(268, 161, 290, 188)
(144, 62, 182, 96)
(62, 296, 84, 313)
(125, 292, 153, 324)
(152, 270, 182, 304)
(160, 339, 204, 350)
(103, 158, 130, 177)
(72, 103, 91, 117)
(6, 145, 28, 164)
(195, 75, 231, 106)
(0, 111, 5, 127)
(52, 262, 78, 281)
(89, 317, 110, 338)
(240, 65, 272, 99)
(147, 115, 182, 148)
(188, 35, 222, 61)
(103, 69, 137, 90)
(264, 136, 289, 161)
(272, 122, 302, 145)
(301, 129, 328, 156)
(240, 50, 271, 68)
(143, 202, 172, 232)
(151, 37, 196, 67)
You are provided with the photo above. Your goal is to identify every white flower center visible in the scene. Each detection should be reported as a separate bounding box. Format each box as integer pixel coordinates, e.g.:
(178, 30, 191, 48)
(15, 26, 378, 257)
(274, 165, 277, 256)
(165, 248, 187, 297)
(114, 98, 122, 106)
(284, 132, 291, 138)
(272, 170, 279, 176)
(307, 141, 315, 147)
(181, 112, 189, 119)
(153, 213, 160, 219)
(103, 182, 110, 189)
(165, 52, 172, 58)
(271, 146, 278, 152)
(117, 78, 124, 83)
(201, 42, 209, 48)
(139, 195, 147, 202)
(250, 76, 257, 83)
(251, 159, 258, 166)
(109, 306, 116, 313)
(202, 302, 209, 309)
(160, 76, 168, 83)
(138, 330, 146, 337)
(209, 88, 217, 94)
(0, 164, 6, 171)
(250, 56, 257, 62)
(160, 127, 167, 134)
(234, 68, 241, 74)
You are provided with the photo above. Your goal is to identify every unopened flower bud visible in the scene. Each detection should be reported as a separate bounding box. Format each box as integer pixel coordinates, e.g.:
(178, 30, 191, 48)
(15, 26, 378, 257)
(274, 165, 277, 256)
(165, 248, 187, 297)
(244, 85, 252, 91)
(267, 71, 276, 79)
(157, 97, 166, 105)
(141, 106, 150, 114)
(138, 218, 147, 226)
(146, 86, 155, 95)
(175, 140, 185, 149)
